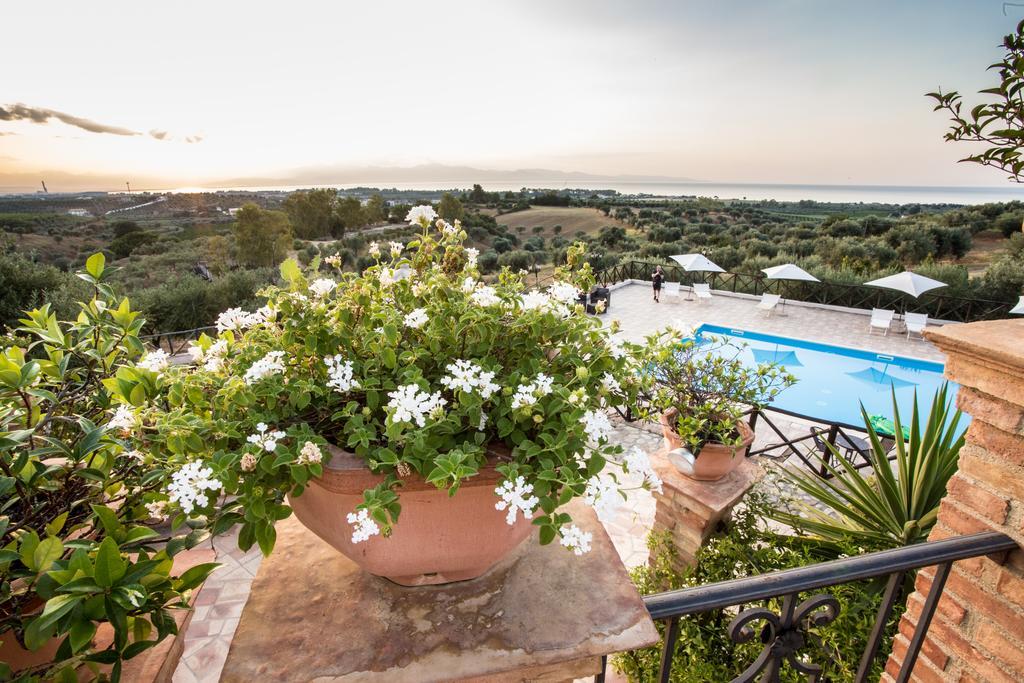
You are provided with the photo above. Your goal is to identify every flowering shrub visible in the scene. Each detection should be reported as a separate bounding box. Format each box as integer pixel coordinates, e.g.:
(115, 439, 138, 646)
(636, 327, 795, 452)
(0, 254, 217, 680)
(144, 208, 660, 556)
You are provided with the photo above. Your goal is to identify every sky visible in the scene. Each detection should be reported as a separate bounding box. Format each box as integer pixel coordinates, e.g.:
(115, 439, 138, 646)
(1, 0, 1022, 192)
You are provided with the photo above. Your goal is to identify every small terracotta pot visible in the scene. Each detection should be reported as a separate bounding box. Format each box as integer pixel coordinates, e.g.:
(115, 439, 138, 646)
(288, 444, 533, 586)
(658, 408, 755, 481)
(0, 597, 61, 675)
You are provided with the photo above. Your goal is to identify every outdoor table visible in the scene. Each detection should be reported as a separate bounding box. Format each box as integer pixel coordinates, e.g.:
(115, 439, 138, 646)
(220, 501, 658, 682)
(835, 432, 870, 458)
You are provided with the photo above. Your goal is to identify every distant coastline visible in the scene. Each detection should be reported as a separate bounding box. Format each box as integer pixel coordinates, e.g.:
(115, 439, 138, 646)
(5, 179, 1024, 205)
(157, 180, 1024, 206)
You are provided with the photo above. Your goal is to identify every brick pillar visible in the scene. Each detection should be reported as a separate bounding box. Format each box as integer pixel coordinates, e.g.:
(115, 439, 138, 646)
(884, 320, 1024, 683)
(649, 456, 763, 570)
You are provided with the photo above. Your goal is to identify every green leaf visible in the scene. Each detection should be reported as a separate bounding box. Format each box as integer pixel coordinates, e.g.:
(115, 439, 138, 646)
(175, 562, 219, 591)
(91, 504, 121, 537)
(279, 258, 301, 284)
(45, 512, 70, 538)
(69, 619, 97, 652)
(94, 537, 127, 588)
(33, 536, 64, 573)
(85, 252, 106, 279)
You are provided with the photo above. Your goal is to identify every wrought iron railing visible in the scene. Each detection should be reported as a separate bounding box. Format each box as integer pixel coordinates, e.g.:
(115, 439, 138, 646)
(140, 326, 216, 355)
(599, 531, 1018, 682)
(594, 260, 1015, 323)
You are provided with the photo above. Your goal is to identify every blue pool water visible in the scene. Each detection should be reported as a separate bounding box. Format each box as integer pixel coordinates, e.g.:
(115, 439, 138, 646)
(693, 324, 967, 432)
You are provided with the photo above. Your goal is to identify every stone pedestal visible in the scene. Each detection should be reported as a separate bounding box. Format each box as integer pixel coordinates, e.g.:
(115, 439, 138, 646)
(650, 454, 763, 569)
(220, 501, 658, 682)
(883, 320, 1024, 682)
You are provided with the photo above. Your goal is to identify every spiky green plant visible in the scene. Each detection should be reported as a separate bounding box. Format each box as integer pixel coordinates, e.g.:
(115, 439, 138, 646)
(773, 384, 964, 549)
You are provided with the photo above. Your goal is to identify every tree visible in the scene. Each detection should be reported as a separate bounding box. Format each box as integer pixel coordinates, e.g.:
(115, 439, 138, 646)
(283, 188, 337, 239)
(233, 203, 292, 267)
(469, 183, 487, 203)
(438, 193, 464, 222)
(929, 20, 1024, 181)
(365, 193, 386, 224)
(335, 196, 366, 234)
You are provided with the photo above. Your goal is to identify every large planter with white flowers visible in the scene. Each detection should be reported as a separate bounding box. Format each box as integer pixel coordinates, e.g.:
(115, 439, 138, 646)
(289, 443, 533, 585)
(146, 205, 664, 586)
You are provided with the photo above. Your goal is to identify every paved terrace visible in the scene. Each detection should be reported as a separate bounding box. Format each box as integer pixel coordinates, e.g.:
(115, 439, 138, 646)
(602, 281, 946, 362)
(171, 285, 951, 682)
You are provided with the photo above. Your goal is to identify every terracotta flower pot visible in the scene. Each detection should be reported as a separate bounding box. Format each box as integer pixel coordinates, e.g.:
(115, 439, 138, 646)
(288, 444, 533, 586)
(657, 408, 755, 481)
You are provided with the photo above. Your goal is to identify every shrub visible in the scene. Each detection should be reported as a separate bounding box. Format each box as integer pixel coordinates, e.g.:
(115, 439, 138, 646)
(613, 492, 903, 682)
(0, 254, 218, 680)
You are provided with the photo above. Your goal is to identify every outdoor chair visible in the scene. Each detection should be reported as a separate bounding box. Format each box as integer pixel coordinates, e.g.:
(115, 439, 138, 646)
(905, 312, 928, 339)
(809, 427, 870, 466)
(693, 283, 713, 302)
(756, 293, 781, 316)
(663, 282, 681, 303)
(868, 308, 895, 336)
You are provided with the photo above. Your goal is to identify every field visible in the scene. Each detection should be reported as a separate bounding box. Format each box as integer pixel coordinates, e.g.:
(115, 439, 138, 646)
(494, 206, 632, 238)
(958, 229, 1013, 276)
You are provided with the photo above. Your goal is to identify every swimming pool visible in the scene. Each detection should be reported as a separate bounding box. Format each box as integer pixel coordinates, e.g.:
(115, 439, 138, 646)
(693, 324, 967, 432)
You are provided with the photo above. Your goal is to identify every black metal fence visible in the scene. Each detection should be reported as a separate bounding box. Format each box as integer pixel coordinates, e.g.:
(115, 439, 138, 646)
(595, 261, 1015, 323)
(599, 531, 1017, 682)
(140, 326, 216, 356)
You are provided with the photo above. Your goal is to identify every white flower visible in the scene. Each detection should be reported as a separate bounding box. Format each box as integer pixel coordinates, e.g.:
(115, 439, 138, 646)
(520, 291, 550, 311)
(624, 447, 663, 494)
(568, 388, 588, 407)
(107, 404, 137, 432)
(560, 525, 593, 555)
(309, 278, 336, 298)
(404, 308, 428, 329)
(583, 476, 621, 522)
(461, 276, 476, 293)
(202, 339, 229, 372)
(389, 241, 403, 257)
(534, 373, 554, 396)
(368, 241, 381, 258)
(511, 372, 555, 409)
(465, 247, 479, 268)
(239, 452, 258, 472)
(406, 205, 438, 225)
(547, 281, 581, 306)
(187, 342, 205, 362)
(325, 355, 359, 393)
(138, 349, 169, 374)
(347, 508, 380, 544)
(215, 307, 267, 333)
(387, 384, 448, 428)
(494, 476, 539, 525)
(122, 449, 145, 462)
(244, 351, 286, 385)
(246, 422, 286, 452)
(607, 338, 627, 360)
(580, 410, 613, 443)
(471, 286, 501, 307)
(378, 267, 395, 287)
(478, 412, 489, 431)
(298, 441, 323, 465)
(440, 360, 500, 398)
(601, 373, 622, 394)
(438, 220, 458, 236)
(325, 253, 342, 267)
(166, 461, 222, 515)
(145, 500, 168, 519)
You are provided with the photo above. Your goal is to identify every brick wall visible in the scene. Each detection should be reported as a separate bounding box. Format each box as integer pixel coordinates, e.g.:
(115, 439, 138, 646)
(884, 320, 1024, 682)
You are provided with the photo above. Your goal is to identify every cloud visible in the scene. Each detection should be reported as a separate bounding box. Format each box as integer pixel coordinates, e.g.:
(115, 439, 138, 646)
(0, 131, 17, 136)
(1, 103, 200, 143)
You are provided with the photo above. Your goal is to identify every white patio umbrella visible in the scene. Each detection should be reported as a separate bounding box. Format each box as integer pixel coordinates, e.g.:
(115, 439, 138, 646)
(864, 271, 948, 299)
(670, 253, 725, 274)
(669, 253, 725, 299)
(761, 264, 820, 312)
(1010, 295, 1024, 315)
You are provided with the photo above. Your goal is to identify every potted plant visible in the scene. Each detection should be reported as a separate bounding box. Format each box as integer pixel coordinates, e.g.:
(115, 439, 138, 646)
(142, 208, 662, 585)
(0, 254, 217, 681)
(636, 327, 795, 481)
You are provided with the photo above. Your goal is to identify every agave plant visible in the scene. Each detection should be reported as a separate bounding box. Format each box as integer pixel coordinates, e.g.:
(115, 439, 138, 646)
(773, 384, 964, 550)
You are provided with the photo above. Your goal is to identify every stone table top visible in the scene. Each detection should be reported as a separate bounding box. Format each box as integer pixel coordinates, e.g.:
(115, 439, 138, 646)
(219, 501, 659, 682)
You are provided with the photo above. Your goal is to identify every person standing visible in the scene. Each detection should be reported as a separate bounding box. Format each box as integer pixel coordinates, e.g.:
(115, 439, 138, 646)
(652, 265, 664, 303)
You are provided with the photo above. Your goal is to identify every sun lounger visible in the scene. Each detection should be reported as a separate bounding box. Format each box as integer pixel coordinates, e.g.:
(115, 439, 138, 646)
(869, 308, 895, 336)
(905, 312, 928, 339)
(663, 282, 681, 303)
(693, 283, 712, 302)
(756, 293, 781, 316)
